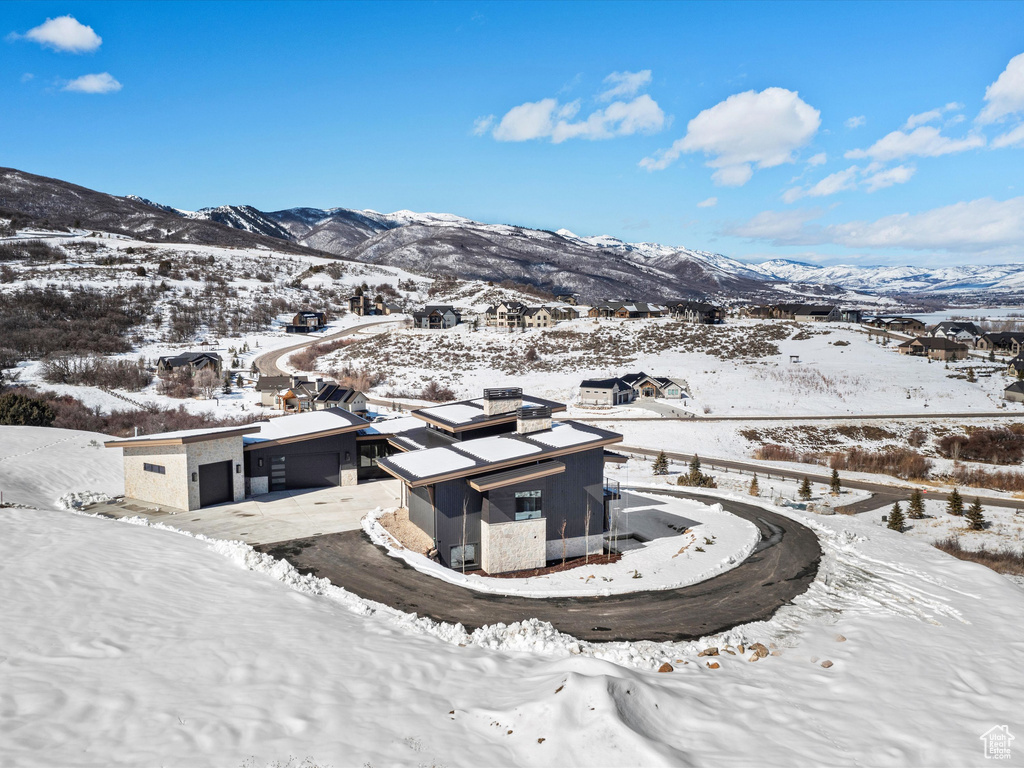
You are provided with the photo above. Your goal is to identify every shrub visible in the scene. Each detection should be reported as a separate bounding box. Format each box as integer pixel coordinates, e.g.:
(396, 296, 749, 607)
(943, 465, 1024, 493)
(936, 428, 1024, 465)
(289, 338, 354, 372)
(420, 381, 456, 402)
(828, 447, 932, 480)
(41, 355, 152, 391)
(0, 392, 55, 426)
(934, 536, 1024, 576)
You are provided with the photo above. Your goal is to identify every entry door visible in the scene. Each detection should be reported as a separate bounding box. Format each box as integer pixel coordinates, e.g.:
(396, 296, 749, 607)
(198, 460, 233, 507)
(270, 456, 287, 491)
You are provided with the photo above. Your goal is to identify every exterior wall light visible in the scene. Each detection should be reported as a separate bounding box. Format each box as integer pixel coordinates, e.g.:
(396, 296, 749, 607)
(191, 472, 198, 482)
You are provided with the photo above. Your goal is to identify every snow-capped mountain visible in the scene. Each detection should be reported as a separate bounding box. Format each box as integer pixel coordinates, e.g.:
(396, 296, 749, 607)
(748, 259, 1024, 294)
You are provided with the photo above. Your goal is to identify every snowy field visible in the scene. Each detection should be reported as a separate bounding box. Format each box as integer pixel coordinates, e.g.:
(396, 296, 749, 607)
(4, 425, 1024, 766)
(364, 490, 760, 598)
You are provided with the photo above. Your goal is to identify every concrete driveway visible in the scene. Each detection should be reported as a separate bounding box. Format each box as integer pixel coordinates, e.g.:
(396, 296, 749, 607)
(90, 479, 402, 546)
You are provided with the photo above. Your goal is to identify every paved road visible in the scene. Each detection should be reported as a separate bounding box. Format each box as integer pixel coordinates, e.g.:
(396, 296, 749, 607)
(618, 445, 1024, 513)
(257, 489, 821, 643)
(252, 318, 400, 376)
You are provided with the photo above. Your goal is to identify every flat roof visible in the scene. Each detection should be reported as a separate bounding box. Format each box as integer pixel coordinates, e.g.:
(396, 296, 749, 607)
(104, 424, 262, 448)
(377, 420, 622, 487)
(412, 395, 566, 433)
(243, 408, 369, 449)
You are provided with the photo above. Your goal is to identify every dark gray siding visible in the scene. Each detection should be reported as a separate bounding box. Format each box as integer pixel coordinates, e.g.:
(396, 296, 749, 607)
(433, 479, 482, 568)
(245, 432, 357, 482)
(409, 487, 435, 538)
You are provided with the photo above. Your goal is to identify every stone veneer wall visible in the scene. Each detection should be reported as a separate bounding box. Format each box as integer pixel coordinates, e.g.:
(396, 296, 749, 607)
(480, 518, 546, 574)
(123, 444, 190, 511)
(545, 534, 604, 563)
(249, 476, 269, 496)
(340, 467, 358, 487)
(184, 436, 246, 510)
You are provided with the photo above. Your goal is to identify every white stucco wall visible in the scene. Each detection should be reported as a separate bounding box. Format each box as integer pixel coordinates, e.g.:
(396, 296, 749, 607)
(480, 518, 546, 574)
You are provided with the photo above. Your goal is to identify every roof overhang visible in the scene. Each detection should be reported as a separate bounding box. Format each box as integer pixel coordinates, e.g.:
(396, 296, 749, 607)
(104, 426, 261, 449)
(242, 422, 365, 451)
(412, 402, 567, 434)
(468, 460, 565, 492)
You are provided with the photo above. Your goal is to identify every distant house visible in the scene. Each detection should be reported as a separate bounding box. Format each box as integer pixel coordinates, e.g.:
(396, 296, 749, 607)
(928, 321, 980, 344)
(556, 294, 578, 305)
(523, 306, 554, 328)
(976, 332, 1024, 354)
(1005, 381, 1024, 403)
(668, 301, 725, 325)
(1007, 356, 1024, 378)
(485, 301, 528, 329)
(897, 336, 969, 361)
(579, 372, 688, 405)
(412, 305, 462, 329)
(840, 309, 863, 323)
(588, 301, 666, 320)
(867, 316, 927, 334)
(255, 374, 306, 407)
(793, 305, 841, 323)
(156, 352, 222, 377)
(484, 301, 576, 329)
(285, 311, 327, 334)
(349, 294, 397, 317)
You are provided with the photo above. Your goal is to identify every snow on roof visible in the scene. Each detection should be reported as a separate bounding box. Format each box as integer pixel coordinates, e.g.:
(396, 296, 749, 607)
(386, 446, 477, 479)
(111, 424, 253, 444)
(453, 436, 542, 463)
(357, 416, 423, 436)
(418, 403, 484, 425)
(243, 409, 366, 444)
(527, 423, 602, 449)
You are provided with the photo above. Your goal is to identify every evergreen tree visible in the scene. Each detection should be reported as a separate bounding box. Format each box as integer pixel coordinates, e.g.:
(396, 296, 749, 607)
(798, 476, 813, 501)
(749, 473, 760, 496)
(966, 367, 976, 383)
(947, 487, 964, 516)
(966, 498, 986, 530)
(887, 501, 905, 532)
(988, 349, 996, 362)
(830, 468, 841, 496)
(908, 488, 925, 519)
(0, 392, 55, 427)
(688, 455, 702, 483)
(652, 450, 669, 476)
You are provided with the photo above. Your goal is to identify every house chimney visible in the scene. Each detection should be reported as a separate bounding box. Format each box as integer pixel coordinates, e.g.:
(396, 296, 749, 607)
(316, 377, 325, 392)
(482, 387, 523, 417)
(516, 405, 552, 435)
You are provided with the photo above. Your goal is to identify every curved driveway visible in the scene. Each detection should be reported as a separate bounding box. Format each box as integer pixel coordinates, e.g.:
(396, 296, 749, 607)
(258, 489, 821, 643)
(252, 318, 399, 376)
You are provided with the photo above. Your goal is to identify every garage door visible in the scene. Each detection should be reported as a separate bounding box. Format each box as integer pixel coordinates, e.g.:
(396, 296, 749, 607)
(198, 460, 233, 507)
(282, 452, 340, 489)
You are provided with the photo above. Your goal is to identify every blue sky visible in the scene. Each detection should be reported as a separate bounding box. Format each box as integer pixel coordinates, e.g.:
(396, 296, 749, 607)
(3, 1, 1024, 266)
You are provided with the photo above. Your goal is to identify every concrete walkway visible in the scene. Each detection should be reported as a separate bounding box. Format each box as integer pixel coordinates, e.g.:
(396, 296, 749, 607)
(91, 479, 402, 546)
(257, 490, 822, 642)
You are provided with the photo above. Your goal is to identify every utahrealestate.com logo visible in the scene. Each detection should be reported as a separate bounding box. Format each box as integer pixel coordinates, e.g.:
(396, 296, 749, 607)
(980, 725, 1015, 760)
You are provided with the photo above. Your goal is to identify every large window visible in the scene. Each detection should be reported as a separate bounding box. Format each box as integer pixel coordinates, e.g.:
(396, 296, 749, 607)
(450, 544, 478, 568)
(515, 489, 542, 520)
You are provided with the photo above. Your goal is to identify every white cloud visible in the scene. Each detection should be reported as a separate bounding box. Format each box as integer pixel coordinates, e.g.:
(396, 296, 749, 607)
(845, 115, 866, 129)
(696, 197, 717, 208)
(903, 102, 963, 130)
(20, 73, 34, 83)
(807, 152, 827, 166)
(62, 72, 122, 94)
(783, 165, 859, 203)
(862, 164, 916, 192)
(845, 125, 984, 162)
(19, 15, 101, 53)
(600, 70, 652, 101)
(993, 123, 1024, 149)
(492, 94, 664, 143)
(978, 52, 1024, 125)
(640, 88, 820, 186)
(472, 115, 495, 136)
(730, 196, 1024, 254)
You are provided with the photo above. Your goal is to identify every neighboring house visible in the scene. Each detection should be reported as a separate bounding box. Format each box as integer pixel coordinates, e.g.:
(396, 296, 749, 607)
(309, 383, 368, 413)
(485, 301, 528, 329)
(105, 408, 391, 510)
(156, 352, 222, 377)
(1007, 356, 1024, 378)
(522, 306, 554, 328)
(413, 305, 462, 329)
(377, 388, 623, 574)
(793, 305, 841, 323)
(897, 336, 969, 361)
(840, 309, 863, 323)
(578, 372, 688, 405)
(928, 321, 980, 344)
(284, 311, 327, 333)
(484, 301, 576, 329)
(668, 301, 725, 324)
(1004, 381, 1024, 403)
(975, 332, 1024, 354)
(349, 294, 397, 316)
(579, 377, 636, 406)
(867, 316, 927, 334)
(588, 301, 666, 319)
(255, 374, 309, 407)
(555, 294, 578, 305)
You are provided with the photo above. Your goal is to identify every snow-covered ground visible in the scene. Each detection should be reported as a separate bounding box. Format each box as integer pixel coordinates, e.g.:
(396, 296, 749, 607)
(857, 497, 1024, 553)
(4, 424, 1024, 766)
(363, 490, 760, 598)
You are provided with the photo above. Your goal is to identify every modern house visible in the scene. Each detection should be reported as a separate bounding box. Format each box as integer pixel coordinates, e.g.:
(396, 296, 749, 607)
(668, 301, 725, 324)
(928, 321, 980, 344)
(794, 305, 841, 323)
(284, 311, 327, 333)
(105, 408, 386, 510)
(587, 301, 667, 319)
(578, 372, 688, 406)
(156, 351, 223, 377)
(897, 336, 970, 361)
(376, 388, 623, 573)
(866, 317, 927, 334)
(256, 374, 367, 413)
(349, 294, 398, 316)
(412, 305, 462, 329)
